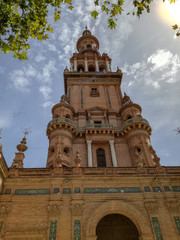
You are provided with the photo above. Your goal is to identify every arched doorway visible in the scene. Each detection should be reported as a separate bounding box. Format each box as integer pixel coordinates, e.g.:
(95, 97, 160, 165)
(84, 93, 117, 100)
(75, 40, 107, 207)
(96, 214, 139, 240)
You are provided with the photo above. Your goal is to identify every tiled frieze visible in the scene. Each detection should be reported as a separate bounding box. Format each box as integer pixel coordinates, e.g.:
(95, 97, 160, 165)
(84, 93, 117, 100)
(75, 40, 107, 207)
(14, 189, 50, 195)
(84, 187, 141, 193)
(74, 220, 80, 240)
(4, 189, 11, 195)
(152, 217, 163, 240)
(172, 186, 180, 192)
(63, 188, 71, 194)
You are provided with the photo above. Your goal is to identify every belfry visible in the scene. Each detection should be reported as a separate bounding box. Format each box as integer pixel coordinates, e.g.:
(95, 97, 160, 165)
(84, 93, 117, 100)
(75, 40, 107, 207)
(0, 29, 180, 240)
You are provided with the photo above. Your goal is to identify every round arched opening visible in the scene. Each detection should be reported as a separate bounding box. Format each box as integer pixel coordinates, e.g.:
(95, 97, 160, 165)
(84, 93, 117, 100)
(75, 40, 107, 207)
(96, 214, 139, 240)
(77, 65, 84, 72)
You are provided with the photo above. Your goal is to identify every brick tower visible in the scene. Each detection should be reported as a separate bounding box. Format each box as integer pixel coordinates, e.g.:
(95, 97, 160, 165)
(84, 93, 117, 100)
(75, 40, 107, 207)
(46, 29, 156, 169)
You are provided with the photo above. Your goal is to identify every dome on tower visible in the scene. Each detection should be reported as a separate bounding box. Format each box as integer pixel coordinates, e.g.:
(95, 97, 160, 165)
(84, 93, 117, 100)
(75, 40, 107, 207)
(76, 28, 99, 54)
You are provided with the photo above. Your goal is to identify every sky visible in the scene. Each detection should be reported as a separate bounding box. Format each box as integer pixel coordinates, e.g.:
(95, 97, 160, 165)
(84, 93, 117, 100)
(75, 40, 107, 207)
(0, 0, 180, 168)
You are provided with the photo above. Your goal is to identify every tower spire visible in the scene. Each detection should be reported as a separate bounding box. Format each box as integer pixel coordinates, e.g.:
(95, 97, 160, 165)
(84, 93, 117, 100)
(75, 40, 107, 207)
(11, 130, 29, 168)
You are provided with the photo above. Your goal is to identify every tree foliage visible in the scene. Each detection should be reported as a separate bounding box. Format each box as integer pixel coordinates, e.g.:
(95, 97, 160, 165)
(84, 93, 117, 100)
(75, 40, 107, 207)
(0, 0, 178, 60)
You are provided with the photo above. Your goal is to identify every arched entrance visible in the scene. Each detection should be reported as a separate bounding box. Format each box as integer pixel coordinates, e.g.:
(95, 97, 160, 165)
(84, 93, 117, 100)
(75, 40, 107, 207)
(96, 214, 139, 240)
(86, 200, 154, 240)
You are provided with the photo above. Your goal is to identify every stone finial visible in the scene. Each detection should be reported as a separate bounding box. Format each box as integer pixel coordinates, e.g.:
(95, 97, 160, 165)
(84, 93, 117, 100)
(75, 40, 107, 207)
(16, 137, 28, 153)
(74, 150, 81, 167)
(11, 136, 28, 168)
(122, 92, 132, 104)
(64, 66, 69, 72)
(60, 94, 69, 104)
(116, 66, 121, 73)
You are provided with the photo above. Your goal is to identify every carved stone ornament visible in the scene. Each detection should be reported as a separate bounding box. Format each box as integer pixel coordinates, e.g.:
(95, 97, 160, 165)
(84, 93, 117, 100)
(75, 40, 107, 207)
(165, 201, 180, 211)
(151, 177, 160, 187)
(0, 205, 10, 216)
(74, 150, 81, 168)
(144, 201, 158, 212)
(156, 166, 166, 174)
(70, 203, 84, 216)
(149, 145, 161, 167)
(48, 204, 63, 216)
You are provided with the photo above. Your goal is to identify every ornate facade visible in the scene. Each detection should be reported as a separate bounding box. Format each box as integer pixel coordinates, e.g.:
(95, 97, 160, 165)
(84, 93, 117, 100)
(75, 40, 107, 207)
(0, 29, 180, 240)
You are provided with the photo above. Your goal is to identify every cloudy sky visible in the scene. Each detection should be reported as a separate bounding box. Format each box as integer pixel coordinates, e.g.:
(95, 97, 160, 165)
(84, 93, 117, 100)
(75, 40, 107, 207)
(0, 0, 179, 168)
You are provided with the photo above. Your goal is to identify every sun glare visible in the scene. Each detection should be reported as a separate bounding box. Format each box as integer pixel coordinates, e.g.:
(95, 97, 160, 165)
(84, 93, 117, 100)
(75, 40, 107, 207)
(159, 0, 180, 24)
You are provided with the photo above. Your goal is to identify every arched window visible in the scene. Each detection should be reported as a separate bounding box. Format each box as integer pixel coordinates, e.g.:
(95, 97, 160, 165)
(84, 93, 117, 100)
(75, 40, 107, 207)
(127, 115, 132, 120)
(77, 65, 84, 72)
(99, 66, 106, 72)
(96, 148, 106, 167)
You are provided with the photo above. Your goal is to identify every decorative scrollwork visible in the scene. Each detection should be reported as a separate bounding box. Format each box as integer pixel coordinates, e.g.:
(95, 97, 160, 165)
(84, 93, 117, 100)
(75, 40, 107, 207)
(165, 201, 180, 211)
(71, 203, 84, 216)
(0, 205, 10, 216)
(48, 204, 62, 216)
(144, 201, 158, 212)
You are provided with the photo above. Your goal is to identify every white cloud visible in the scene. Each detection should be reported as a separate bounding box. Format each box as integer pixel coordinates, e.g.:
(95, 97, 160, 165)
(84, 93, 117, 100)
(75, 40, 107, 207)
(48, 43, 57, 52)
(42, 101, 54, 108)
(10, 69, 31, 92)
(39, 86, 52, 100)
(122, 49, 180, 89)
(35, 54, 46, 63)
(9, 65, 37, 92)
(147, 49, 173, 71)
(25, 65, 37, 77)
(37, 60, 57, 83)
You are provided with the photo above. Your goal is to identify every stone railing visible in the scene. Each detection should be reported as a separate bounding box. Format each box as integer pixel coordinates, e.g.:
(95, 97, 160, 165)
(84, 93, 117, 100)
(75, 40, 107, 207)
(48, 117, 149, 133)
(114, 118, 150, 132)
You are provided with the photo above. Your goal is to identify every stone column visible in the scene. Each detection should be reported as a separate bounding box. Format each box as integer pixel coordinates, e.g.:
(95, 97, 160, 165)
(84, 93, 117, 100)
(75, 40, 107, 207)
(106, 60, 110, 72)
(109, 140, 117, 167)
(74, 60, 77, 72)
(85, 59, 88, 72)
(95, 60, 99, 72)
(87, 140, 93, 167)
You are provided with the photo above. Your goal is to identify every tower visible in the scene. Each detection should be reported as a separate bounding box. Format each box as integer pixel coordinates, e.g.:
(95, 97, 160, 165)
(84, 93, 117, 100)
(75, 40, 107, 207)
(46, 29, 156, 169)
(0, 29, 180, 240)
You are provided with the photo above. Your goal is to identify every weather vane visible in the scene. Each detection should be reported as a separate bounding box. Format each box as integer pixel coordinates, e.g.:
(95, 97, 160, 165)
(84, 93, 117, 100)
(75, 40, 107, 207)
(23, 127, 31, 137)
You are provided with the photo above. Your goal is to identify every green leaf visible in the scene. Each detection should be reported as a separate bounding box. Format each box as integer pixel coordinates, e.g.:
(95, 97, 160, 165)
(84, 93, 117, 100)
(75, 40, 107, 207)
(108, 19, 116, 29)
(68, 5, 74, 10)
(94, 0, 99, 6)
(172, 24, 178, 30)
(91, 10, 99, 19)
